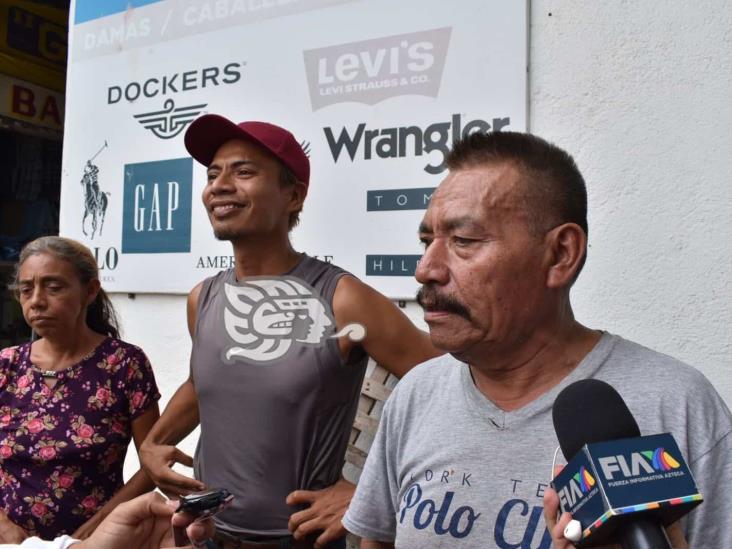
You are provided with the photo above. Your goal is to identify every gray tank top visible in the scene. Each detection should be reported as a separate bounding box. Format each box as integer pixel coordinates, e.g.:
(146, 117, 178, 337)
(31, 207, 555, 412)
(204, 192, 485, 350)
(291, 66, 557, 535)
(191, 254, 368, 537)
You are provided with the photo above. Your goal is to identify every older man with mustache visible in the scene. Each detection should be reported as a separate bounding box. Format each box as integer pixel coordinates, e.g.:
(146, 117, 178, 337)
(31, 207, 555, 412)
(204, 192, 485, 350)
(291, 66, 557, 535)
(341, 131, 732, 548)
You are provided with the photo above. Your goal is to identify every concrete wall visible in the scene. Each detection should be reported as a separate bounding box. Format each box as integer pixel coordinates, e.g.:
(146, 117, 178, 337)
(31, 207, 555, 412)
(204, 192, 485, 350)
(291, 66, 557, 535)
(118, 0, 732, 476)
(529, 0, 731, 395)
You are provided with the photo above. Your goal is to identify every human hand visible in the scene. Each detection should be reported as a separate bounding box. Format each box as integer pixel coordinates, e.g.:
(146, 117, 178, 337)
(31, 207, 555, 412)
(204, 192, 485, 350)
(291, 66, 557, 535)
(72, 508, 107, 539)
(286, 478, 354, 548)
(171, 508, 214, 548)
(139, 440, 205, 497)
(543, 486, 581, 549)
(75, 491, 214, 549)
(544, 487, 626, 549)
(0, 510, 28, 543)
(543, 486, 688, 548)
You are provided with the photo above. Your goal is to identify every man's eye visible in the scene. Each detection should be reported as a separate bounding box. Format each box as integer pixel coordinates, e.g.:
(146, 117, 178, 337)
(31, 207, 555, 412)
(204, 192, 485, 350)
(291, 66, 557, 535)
(46, 285, 63, 293)
(453, 236, 476, 247)
(19, 287, 32, 297)
(206, 172, 219, 182)
(419, 238, 432, 249)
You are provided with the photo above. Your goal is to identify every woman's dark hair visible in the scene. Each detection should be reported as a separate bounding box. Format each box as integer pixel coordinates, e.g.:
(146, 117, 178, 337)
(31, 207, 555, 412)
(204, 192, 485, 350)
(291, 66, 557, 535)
(10, 236, 120, 338)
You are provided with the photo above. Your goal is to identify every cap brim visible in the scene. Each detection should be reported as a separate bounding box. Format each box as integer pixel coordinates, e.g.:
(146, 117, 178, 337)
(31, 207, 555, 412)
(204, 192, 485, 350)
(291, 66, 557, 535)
(184, 114, 270, 167)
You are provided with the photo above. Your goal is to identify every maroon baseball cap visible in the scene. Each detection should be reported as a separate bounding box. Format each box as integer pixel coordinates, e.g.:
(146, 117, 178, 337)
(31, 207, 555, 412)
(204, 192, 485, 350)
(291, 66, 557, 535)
(184, 114, 310, 185)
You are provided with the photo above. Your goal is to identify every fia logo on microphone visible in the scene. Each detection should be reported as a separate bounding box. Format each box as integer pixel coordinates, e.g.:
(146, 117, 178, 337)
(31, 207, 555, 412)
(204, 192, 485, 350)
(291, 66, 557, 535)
(598, 447, 681, 481)
(558, 466, 597, 508)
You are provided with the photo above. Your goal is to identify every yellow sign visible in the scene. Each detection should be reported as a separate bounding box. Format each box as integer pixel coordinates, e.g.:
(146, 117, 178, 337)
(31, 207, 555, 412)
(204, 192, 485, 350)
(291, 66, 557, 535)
(0, 1, 67, 91)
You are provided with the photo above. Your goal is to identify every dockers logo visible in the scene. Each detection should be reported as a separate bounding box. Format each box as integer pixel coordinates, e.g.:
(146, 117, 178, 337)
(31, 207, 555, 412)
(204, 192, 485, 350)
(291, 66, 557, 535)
(303, 27, 451, 110)
(133, 99, 207, 139)
(107, 62, 243, 139)
(223, 277, 365, 364)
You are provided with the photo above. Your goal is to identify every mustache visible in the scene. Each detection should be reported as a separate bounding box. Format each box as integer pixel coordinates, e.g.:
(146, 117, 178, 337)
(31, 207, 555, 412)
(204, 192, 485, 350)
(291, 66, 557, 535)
(416, 285, 471, 320)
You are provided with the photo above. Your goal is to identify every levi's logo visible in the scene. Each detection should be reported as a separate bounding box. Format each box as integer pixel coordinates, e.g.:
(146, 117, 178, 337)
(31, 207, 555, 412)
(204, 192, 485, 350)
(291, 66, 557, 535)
(303, 27, 452, 110)
(599, 447, 680, 481)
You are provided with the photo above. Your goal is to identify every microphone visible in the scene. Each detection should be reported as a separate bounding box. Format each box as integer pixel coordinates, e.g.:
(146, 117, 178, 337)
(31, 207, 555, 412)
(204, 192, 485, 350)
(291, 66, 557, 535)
(550, 379, 703, 548)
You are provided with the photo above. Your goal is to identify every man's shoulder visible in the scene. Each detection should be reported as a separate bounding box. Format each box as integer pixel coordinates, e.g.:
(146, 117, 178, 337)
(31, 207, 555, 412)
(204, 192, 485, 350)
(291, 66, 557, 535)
(204, 268, 234, 283)
(600, 334, 731, 445)
(597, 334, 724, 411)
(196, 268, 233, 293)
(389, 354, 464, 403)
(301, 255, 350, 278)
(603, 334, 713, 390)
(308, 255, 349, 270)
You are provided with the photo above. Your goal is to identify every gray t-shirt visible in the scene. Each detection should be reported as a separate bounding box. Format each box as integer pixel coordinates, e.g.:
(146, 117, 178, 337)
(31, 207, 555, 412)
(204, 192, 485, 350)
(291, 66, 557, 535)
(192, 255, 368, 537)
(343, 333, 732, 548)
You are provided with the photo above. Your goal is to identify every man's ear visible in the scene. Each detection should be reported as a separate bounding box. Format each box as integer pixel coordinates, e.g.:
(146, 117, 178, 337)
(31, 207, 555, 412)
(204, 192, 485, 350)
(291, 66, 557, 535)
(545, 223, 587, 289)
(288, 181, 307, 212)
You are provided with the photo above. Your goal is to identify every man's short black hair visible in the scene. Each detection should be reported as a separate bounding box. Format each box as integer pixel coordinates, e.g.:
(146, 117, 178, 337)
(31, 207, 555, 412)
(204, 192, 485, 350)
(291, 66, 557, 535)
(279, 164, 301, 230)
(447, 131, 588, 235)
(447, 131, 588, 274)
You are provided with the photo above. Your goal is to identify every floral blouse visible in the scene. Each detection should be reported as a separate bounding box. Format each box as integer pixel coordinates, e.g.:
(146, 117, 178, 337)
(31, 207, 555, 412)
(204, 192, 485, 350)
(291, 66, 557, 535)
(0, 338, 160, 538)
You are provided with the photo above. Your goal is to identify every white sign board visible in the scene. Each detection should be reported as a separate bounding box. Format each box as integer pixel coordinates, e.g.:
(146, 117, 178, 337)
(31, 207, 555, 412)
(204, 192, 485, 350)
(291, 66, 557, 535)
(61, 0, 527, 298)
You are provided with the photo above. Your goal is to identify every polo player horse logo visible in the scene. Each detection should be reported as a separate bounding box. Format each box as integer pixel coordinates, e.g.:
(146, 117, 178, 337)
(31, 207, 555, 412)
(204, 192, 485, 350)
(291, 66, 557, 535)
(81, 142, 110, 239)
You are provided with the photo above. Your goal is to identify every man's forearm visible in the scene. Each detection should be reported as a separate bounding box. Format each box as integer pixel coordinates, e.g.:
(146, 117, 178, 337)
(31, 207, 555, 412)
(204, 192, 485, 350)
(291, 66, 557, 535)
(146, 379, 199, 445)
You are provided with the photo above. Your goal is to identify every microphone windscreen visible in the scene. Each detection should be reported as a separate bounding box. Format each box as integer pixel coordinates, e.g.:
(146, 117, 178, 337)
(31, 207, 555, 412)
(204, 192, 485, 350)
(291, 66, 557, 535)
(552, 379, 640, 460)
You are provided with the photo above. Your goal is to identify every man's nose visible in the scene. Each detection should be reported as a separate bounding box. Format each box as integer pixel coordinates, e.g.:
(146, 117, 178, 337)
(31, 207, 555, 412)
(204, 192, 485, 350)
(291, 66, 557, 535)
(415, 240, 449, 286)
(208, 170, 236, 194)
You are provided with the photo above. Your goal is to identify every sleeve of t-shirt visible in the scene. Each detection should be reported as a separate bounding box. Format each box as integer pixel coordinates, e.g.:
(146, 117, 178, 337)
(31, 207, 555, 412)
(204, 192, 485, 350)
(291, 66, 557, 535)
(685, 429, 732, 547)
(121, 345, 161, 419)
(672, 370, 732, 548)
(342, 395, 401, 542)
(0, 346, 18, 388)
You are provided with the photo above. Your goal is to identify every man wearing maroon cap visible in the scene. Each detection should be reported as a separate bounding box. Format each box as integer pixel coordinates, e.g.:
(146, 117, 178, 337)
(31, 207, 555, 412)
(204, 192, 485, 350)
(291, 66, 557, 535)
(140, 114, 440, 548)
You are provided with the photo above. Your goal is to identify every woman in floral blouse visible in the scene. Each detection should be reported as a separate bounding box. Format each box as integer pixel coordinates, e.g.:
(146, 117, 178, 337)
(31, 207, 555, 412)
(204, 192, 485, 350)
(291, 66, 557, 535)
(0, 237, 160, 542)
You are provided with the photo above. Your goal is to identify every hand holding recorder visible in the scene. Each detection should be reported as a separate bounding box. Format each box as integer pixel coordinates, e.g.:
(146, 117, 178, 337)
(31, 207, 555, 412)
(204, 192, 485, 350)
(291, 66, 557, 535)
(173, 489, 233, 547)
(66, 491, 215, 549)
